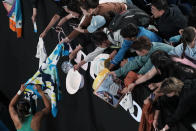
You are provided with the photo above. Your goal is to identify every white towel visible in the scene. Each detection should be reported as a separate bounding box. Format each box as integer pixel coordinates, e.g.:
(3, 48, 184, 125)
(192, 123, 196, 130)
(35, 38, 47, 67)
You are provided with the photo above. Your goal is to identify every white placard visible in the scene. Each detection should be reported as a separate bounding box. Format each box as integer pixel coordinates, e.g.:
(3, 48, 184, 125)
(120, 93, 134, 112)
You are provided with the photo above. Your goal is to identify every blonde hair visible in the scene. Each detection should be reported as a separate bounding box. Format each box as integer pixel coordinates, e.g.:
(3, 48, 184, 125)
(159, 77, 184, 95)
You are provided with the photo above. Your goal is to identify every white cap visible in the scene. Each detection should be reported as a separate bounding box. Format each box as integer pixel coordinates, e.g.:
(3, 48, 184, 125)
(66, 68, 84, 94)
(91, 53, 109, 75)
(87, 15, 106, 33)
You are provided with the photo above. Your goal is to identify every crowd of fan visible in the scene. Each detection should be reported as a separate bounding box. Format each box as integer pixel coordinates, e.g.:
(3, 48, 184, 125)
(8, 0, 196, 131)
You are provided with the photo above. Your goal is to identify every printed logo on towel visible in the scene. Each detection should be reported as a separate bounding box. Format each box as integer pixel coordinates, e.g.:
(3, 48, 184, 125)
(74, 51, 142, 122)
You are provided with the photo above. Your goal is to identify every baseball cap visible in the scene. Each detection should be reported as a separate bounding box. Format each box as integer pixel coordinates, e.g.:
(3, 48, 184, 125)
(87, 15, 106, 33)
(66, 68, 84, 94)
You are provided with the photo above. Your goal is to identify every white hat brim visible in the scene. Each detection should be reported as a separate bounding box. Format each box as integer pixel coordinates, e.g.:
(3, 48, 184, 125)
(66, 68, 83, 94)
(91, 54, 109, 75)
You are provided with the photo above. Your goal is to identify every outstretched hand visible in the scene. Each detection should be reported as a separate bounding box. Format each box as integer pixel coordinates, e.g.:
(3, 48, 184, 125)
(153, 119, 158, 130)
(40, 31, 47, 38)
(60, 37, 70, 44)
(32, 15, 36, 23)
(20, 84, 26, 92)
(160, 124, 169, 131)
(120, 59, 128, 67)
(109, 71, 117, 79)
(55, 26, 63, 32)
(32, 8, 37, 23)
(73, 64, 80, 71)
(34, 85, 42, 93)
(121, 87, 130, 94)
(69, 51, 77, 60)
(121, 83, 135, 94)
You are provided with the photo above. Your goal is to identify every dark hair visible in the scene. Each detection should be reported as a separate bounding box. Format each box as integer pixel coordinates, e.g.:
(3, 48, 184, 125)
(120, 23, 139, 39)
(188, 6, 196, 28)
(58, 0, 69, 6)
(151, 0, 168, 11)
(16, 99, 31, 123)
(150, 50, 196, 80)
(67, 0, 82, 15)
(79, 0, 99, 10)
(131, 36, 152, 51)
(188, 1, 196, 6)
(91, 31, 108, 46)
(77, 33, 92, 47)
(101, 11, 116, 28)
(181, 26, 196, 58)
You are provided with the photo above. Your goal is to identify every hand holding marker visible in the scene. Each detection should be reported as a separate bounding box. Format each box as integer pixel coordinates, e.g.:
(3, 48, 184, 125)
(33, 22, 37, 33)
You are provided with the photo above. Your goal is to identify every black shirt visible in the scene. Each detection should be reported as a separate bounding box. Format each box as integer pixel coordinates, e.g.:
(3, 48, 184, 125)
(154, 5, 187, 40)
(155, 79, 196, 128)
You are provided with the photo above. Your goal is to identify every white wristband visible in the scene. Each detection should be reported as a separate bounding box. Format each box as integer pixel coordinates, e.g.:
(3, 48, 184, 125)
(17, 90, 22, 95)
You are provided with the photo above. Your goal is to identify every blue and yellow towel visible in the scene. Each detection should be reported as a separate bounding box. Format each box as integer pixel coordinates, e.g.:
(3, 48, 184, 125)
(24, 43, 69, 117)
